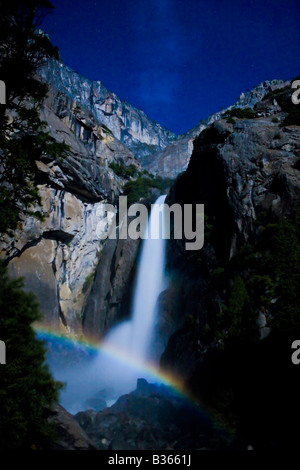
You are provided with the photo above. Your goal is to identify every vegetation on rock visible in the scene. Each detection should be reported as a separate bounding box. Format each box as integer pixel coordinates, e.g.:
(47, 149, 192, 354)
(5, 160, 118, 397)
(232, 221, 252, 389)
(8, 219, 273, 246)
(0, 0, 69, 234)
(109, 162, 139, 179)
(222, 107, 257, 120)
(194, 200, 300, 446)
(123, 175, 173, 205)
(261, 83, 300, 127)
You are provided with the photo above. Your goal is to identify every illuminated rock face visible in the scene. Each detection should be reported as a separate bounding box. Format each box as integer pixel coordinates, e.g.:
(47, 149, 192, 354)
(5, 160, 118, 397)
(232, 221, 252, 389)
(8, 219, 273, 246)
(40, 59, 176, 157)
(145, 79, 290, 178)
(5, 187, 108, 333)
(0, 64, 143, 334)
(159, 103, 300, 381)
(0, 55, 294, 342)
(1, 54, 175, 336)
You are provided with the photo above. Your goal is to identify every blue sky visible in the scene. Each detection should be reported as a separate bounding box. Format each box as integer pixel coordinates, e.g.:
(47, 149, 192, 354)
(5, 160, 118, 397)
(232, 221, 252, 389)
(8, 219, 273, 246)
(44, 0, 300, 135)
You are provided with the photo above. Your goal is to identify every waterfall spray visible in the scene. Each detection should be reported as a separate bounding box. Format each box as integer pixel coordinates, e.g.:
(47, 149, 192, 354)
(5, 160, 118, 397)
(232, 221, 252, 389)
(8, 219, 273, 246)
(130, 194, 167, 359)
(49, 195, 168, 412)
(102, 194, 167, 372)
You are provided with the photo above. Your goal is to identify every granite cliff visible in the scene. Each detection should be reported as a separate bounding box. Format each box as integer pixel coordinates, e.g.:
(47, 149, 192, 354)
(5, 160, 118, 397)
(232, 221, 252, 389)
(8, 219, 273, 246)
(1, 51, 299, 448)
(0, 59, 174, 336)
(40, 59, 176, 160)
(0, 57, 297, 351)
(146, 79, 290, 178)
(157, 81, 300, 448)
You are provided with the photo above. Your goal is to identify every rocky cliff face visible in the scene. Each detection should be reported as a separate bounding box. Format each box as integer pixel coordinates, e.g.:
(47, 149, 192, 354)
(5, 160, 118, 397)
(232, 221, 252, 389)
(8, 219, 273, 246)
(3, 188, 106, 332)
(1, 53, 180, 336)
(146, 79, 289, 178)
(82, 220, 141, 340)
(161, 83, 300, 375)
(158, 82, 300, 448)
(0, 53, 296, 355)
(40, 59, 176, 159)
(74, 379, 230, 450)
(0, 65, 145, 335)
(41, 85, 138, 202)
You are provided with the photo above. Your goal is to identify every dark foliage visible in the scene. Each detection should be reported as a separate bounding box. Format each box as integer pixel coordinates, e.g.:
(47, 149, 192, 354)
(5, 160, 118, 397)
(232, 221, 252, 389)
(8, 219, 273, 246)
(223, 107, 257, 120)
(0, 263, 61, 449)
(0, 1, 64, 450)
(109, 162, 139, 179)
(0, 0, 69, 234)
(194, 200, 300, 448)
(281, 108, 300, 127)
(123, 175, 173, 205)
(262, 83, 300, 126)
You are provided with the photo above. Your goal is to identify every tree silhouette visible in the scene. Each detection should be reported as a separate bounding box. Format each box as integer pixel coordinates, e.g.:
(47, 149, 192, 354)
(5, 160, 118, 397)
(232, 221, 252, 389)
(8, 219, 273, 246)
(0, 0, 68, 234)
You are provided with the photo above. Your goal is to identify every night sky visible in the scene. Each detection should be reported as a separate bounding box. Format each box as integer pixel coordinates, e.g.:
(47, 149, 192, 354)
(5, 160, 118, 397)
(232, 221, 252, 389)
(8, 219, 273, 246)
(43, 0, 300, 135)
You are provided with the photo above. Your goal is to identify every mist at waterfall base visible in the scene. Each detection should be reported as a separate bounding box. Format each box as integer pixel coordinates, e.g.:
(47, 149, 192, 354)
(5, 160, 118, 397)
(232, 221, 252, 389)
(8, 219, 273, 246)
(43, 195, 168, 414)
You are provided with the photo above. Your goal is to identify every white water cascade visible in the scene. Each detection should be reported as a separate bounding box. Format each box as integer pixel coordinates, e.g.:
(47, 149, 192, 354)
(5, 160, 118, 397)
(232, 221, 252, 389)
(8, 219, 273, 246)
(129, 194, 167, 359)
(102, 194, 167, 375)
(53, 195, 168, 412)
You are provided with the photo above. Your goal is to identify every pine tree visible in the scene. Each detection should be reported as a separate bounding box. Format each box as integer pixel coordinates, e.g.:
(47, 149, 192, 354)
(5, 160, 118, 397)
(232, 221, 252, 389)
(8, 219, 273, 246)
(0, 1, 64, 449)
(0, 263, 61, 449)
(0, 0, 68, 234)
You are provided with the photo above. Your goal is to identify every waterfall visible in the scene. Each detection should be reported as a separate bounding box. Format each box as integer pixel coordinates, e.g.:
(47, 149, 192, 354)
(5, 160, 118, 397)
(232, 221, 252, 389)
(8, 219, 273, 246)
(102, 194, 167, 368)
(50, 195, 168, 413)
(130, 194, 167, 359)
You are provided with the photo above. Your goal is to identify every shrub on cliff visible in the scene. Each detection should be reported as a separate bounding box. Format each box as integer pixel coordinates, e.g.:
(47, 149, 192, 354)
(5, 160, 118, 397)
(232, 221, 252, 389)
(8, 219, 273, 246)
(280, 108, 300, 127)
(109, 162, 139, 179)
(223, 107, 257, 120)
(200, 200, 300, 447)
(123, 175, 172, 205)
(263, 85, 290, 104)
(263, 84, 300, 125)
(269, 210, 300, 330)
(217, 275, 259, 345)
